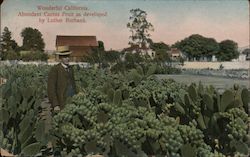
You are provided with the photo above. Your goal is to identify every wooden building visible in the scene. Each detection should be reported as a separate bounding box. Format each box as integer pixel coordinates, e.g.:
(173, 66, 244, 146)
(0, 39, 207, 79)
(56, 35, 98, 61)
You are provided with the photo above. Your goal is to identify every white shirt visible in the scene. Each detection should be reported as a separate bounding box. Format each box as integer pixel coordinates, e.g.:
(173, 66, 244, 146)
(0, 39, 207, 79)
(61, 63, 69, 69)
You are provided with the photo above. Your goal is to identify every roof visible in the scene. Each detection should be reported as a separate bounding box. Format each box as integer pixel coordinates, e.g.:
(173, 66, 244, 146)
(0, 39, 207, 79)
(0, 148, 14, 157)
(56, 35, 98, 47)
(169, 48, 181, 54)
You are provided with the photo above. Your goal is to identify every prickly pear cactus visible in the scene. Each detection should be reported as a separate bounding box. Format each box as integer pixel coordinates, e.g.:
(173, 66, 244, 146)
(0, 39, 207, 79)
(0, 65, 50, 156)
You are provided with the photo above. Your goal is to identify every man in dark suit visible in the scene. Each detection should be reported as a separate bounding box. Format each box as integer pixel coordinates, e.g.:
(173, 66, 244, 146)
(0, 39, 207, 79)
(47, 46, 77, 111)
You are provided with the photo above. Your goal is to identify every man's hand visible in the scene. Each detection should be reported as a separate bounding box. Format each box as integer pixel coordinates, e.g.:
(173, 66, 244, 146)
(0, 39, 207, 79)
(53, 106, 61, 112)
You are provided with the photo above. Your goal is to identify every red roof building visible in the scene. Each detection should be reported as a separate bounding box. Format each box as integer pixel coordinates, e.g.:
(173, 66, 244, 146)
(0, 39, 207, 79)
(168, 48, 181, 58)
(56, 35, 98, 61)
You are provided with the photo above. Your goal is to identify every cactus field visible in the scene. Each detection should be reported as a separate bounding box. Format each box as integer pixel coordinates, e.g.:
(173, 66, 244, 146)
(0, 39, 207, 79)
(0, 64, 249, 157)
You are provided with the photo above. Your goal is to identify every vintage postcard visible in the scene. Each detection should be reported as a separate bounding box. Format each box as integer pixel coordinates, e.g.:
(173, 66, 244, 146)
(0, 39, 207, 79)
(0, 0, 249, 156)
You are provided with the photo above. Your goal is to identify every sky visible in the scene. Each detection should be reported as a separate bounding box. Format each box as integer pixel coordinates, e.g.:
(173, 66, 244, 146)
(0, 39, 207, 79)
(1, 0, 249, 51)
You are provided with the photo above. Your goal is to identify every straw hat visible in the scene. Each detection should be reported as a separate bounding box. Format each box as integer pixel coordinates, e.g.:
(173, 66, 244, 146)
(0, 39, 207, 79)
(56, 46, 72, 55)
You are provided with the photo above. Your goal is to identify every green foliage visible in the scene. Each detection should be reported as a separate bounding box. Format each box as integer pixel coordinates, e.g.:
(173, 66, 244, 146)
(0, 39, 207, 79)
(21, 27, 45, 51)
(173, 83, 250, 156)
(216, 40, 239, 61)
(0, 27, 20, 60)
(0, 65, 50, 156)
(105, 50, 121, 63)
(21, 142, 42, 156)
(5, 50, 20, 60)
(126, 64, 158, 86)
(124, 52, 144, 69)
(154, 64, 181, 74)
(150, 42, 171, 64)
(127, 8, 154, 49)
(150, 42, 170, 52)
(173, 34, 219, 60)
(1, 65, 249, 156)
(86, 42, 106, 68)
(241, 88, 250, 112)
(53, 92, 212, 157)
(20, 51, 48, 61)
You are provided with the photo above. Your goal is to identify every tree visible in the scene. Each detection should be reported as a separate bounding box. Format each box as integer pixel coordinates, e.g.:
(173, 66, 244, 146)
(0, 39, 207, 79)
(127, 8, 154, 50)
(98, 41, 105, 51)
(150, 42, 171, 64)
(0, 27, 19, 60)
(5, 50, 19, 60)
(172, 34, 219, 60)
(20, 51, 48, 61)
(216, 40, 239, 61)
(86, 41, 106, 68)
(104, 50, 120, 63)
(21, 27, 45, 51)
(154, 49, 171, 64)
(124, 52, 144, 69)
(150, 42, 170, 52)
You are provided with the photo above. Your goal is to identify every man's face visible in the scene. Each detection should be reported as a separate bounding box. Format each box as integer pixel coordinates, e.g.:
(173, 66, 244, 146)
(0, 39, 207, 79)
(60, 56, 70, 65)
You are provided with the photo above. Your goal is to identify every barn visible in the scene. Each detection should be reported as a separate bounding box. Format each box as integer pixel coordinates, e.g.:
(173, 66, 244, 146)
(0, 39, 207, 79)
(55, 35, 98, 61)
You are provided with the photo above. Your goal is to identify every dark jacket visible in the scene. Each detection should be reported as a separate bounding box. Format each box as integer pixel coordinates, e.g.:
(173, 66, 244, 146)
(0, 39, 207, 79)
(47, 63, 77, 109)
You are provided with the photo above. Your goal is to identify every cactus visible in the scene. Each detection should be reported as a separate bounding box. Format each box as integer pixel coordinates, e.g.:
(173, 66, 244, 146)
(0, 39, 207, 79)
(197, 113, 206, 130)
(122, 88, 130, 100)
(127, 69, 142, 86)
(0, 65, 49, 156)
(136, 65, 144, 76)
(198, 82, 205, 95)
(35, 120, 47, 144)
(0, 108, 9, 123)
(146, 64, 157, 77)
(241, 88, 250, 112)
(174, 103, 185, 114)
(202, 94, 214, 111)
(113, 89, 122, 106)
(97, 111, 109, 123)
(188, 84, 198, 102)
(230, 140, 248, 155)
(102, 82, 113, 94)
(220, 90, 234, 112)
(181, 143, 197, 157)
(21, 142, 42, 156)
(84, 140, 101, 155)
(113, 139, 147, 157)
(18, 123, 34, 148)
(1, 64, 249, 156)
(107, 88, 115, 103)
(174, 83, 249, 156)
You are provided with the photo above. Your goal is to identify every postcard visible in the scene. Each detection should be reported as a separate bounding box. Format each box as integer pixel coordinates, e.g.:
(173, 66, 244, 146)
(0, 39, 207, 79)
(0, 0, 249, 157)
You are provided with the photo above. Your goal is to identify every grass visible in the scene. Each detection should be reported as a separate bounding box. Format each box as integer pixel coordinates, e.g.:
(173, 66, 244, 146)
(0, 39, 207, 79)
(157, 74, 249, 90)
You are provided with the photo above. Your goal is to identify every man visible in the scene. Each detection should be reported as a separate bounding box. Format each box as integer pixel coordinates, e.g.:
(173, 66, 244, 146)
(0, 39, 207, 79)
(48, 46, 77, 112)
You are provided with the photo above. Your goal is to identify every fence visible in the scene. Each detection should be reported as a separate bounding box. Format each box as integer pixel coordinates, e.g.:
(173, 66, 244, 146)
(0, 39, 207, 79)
(182, 61, 250, 69)
(0, 60, 90, 68)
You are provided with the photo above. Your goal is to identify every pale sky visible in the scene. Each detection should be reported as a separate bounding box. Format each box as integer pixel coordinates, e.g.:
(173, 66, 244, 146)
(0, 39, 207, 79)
(1, 0, 249, 50)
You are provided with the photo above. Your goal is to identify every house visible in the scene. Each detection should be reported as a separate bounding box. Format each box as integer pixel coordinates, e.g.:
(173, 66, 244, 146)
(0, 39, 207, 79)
(168, 48, 181, 58)
(167, 48, 186, 60)
(232, 46, 249, 61)
(55, 35, 98, 61)
(242, 48, 250, 61)
(122, 44, 155, 58)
